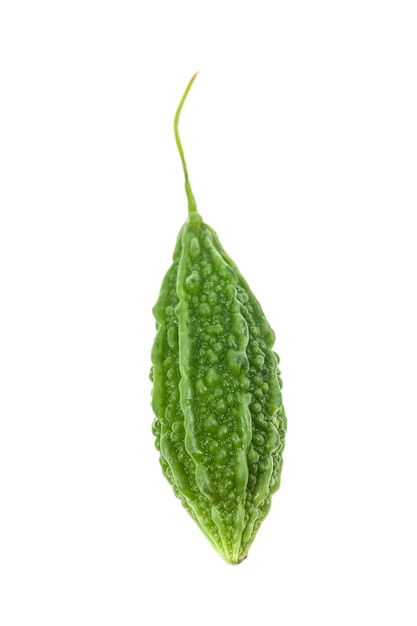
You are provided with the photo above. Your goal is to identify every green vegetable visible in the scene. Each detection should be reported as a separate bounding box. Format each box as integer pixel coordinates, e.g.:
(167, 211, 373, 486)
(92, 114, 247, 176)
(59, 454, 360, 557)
(150, 73, 287, 564)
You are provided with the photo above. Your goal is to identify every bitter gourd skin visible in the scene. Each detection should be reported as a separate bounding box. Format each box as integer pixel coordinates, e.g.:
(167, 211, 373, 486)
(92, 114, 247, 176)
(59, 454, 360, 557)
(150, 73, 287, 564)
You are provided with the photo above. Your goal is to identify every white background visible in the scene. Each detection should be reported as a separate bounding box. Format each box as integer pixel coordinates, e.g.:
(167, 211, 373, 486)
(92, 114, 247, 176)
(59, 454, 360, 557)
(1, 1, 416, 624)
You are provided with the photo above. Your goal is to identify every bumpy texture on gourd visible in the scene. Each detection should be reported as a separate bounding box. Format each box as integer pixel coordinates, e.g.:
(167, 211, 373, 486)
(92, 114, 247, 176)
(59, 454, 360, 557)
(150, 74, 287, 564)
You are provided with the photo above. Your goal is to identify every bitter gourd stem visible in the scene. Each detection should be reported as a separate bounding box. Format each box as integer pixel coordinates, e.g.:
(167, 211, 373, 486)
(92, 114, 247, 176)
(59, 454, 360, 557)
(174, 72, 198, 214)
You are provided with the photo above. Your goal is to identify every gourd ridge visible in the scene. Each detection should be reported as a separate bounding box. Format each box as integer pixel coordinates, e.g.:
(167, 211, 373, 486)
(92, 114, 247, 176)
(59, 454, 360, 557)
(151, 74, 287, 564)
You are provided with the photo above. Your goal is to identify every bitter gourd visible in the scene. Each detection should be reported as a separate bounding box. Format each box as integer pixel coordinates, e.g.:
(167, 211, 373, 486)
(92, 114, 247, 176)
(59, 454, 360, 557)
(150, 73, 287, 564)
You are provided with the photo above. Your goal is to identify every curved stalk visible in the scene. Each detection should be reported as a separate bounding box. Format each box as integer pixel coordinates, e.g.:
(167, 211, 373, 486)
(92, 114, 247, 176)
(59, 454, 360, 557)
(174, 72, 198, 213)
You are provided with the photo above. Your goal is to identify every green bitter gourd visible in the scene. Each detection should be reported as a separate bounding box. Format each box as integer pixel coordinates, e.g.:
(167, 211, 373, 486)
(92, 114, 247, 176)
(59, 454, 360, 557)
(150, 73, 287, 564)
